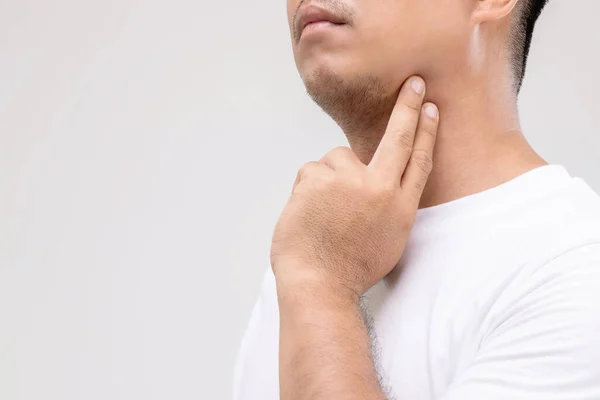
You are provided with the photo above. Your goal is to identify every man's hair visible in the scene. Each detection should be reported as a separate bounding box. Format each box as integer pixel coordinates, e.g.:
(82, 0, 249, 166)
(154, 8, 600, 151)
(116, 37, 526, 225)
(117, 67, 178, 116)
(510, 0, 549, 93)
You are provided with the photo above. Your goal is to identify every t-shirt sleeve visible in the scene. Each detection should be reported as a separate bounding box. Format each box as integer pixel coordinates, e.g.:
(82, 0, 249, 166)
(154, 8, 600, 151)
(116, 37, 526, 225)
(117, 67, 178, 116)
(440, 243, 600, 400)
(232, 268, 280, 400)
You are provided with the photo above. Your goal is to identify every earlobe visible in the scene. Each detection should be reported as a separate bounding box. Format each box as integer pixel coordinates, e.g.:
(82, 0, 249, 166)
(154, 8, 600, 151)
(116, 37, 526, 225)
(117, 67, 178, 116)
(472, 0, 519, 24)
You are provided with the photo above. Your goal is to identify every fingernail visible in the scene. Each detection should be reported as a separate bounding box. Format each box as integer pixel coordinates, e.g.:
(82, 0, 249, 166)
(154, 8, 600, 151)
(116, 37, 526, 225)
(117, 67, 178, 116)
(425, 103, 438, 118)
(410, 77, 424, 94)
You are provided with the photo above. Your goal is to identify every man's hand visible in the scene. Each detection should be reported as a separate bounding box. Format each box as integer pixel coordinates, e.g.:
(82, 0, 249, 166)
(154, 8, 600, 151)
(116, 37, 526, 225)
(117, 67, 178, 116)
(270, 75, 439, 299)
(272, 76, 439, 400)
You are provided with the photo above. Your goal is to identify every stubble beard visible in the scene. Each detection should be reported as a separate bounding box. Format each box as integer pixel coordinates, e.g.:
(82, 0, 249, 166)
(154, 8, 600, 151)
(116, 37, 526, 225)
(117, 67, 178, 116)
(303, 64, 397, 149)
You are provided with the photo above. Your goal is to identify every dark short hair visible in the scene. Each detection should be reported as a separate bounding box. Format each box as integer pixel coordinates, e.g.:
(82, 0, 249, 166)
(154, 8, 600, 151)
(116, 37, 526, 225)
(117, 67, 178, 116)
(511, 0, 550, 92)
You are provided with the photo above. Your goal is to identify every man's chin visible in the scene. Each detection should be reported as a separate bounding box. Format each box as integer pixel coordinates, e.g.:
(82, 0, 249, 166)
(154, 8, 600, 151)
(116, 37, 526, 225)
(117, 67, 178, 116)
(301, 64, 394, 134)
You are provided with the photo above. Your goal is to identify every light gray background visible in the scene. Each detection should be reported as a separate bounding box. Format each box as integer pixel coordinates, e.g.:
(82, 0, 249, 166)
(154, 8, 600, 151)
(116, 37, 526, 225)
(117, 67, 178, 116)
(0, 0, 598, 399)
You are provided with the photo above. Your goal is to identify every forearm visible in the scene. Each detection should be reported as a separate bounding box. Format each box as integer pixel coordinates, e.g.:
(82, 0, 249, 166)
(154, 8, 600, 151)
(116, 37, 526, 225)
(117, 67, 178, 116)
(276, 274, 386, 400)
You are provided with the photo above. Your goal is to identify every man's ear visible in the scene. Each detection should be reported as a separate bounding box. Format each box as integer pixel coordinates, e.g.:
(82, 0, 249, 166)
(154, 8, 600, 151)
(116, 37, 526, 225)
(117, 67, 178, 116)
(473, 0, 520, 23)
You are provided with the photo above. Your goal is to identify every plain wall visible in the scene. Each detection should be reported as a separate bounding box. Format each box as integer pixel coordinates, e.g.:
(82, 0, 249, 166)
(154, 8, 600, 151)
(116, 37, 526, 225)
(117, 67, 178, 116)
(1, 0, 598, 399)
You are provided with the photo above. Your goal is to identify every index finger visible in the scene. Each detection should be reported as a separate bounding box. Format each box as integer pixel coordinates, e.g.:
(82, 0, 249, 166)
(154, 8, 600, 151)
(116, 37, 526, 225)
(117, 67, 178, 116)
(368, 75, 426, 184)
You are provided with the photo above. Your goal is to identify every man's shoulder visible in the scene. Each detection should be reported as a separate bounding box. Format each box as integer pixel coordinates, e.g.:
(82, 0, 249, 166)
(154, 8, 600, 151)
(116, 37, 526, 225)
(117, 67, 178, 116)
(431, 176, 600, 328)
(490, 174, 600, 256)
(532, 176, 600, 248)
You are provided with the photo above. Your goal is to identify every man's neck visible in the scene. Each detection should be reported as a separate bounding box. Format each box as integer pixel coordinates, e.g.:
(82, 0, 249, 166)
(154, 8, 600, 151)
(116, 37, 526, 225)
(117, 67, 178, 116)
(343, 74, 548, 210)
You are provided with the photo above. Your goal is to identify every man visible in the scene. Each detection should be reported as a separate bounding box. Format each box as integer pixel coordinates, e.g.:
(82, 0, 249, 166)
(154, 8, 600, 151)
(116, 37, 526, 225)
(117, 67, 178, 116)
(234, 0, 600, 398)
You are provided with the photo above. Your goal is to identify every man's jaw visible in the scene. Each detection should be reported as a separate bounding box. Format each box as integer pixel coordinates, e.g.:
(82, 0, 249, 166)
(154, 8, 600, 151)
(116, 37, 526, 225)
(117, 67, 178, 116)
(303, 67, 403, 164)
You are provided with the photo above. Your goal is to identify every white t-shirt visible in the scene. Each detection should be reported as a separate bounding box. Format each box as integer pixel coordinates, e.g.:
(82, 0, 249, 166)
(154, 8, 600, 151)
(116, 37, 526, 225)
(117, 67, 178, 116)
(233, 164, 600, 400)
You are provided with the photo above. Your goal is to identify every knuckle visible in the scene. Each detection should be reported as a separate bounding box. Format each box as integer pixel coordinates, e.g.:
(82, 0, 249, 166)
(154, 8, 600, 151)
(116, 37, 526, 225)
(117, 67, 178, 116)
(412, 150, 434, 174)
(344, 173, 365, 191)
(297, 165, 306, 177)
(298, 161, 318, 174)
(321, 146, 357, 168)
(411, 174, 427, 192)
(328, 146, 356, 163)
(402, 101, 421, 113)
(373, 178, 397, 200)
(356, 173, 371, 188)
(297, 162, 308, 174)
(314, 171, 337, 190)
(391, 130, 414, 151)
(331, 145, 353, 157)
(420, 124, 438, 138)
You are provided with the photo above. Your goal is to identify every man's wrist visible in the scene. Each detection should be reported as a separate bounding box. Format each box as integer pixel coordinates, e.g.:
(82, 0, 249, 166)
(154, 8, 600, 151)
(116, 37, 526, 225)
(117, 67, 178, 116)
(273, 265, 361, 312)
